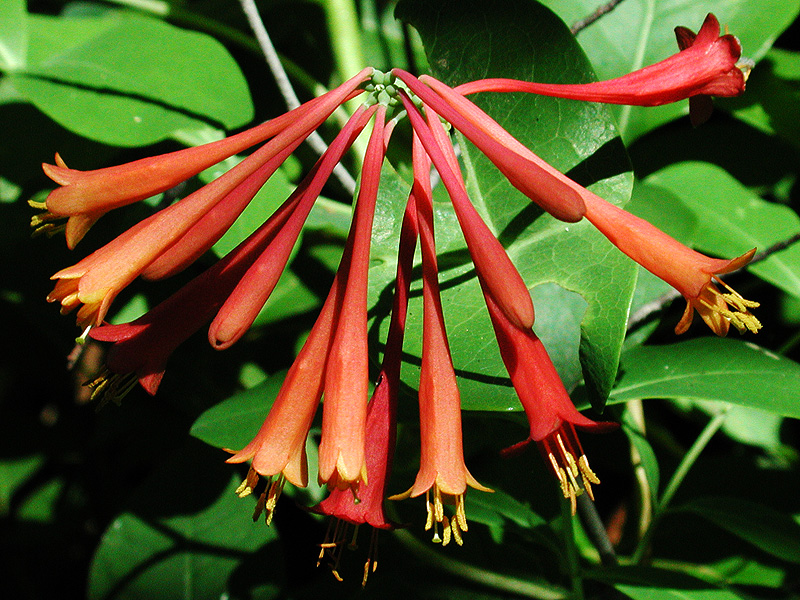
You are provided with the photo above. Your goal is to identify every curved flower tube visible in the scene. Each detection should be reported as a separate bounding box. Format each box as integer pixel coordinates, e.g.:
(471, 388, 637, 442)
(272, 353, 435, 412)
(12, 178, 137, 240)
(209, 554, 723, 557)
(393, 69, 586, 223)
(455, 14, 748, 118)
(318, 106, 390, 491)
(484, 291, 615, 513)
(208, 104, 377, 350)
(398, 91, 535, 332)
(86, 171, 305, 402)
(580, 192, 760, 335)
(47, 72, 370, 330)
(314, 192, 418, 584)
(32, 69, 372, 247)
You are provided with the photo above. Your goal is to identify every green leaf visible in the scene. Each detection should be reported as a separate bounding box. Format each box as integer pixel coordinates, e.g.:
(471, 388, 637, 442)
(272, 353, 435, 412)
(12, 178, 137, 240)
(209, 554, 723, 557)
(190, 372, 286, 451)
(606, 338, 800, 418)
(6, 11, 253, 146)
(726, 48, 800, 149)
(0, 0, 27, 70)
(392, 0, 636, 408)
(647, 161, 800, 299)
(0, 455, 43, 517)
(464, 488, 546, 544)
(541, 0, 800, 141)
(616, 585, 745, 600)
(89, 442, 281, 600)
(680, 496, 800, 564)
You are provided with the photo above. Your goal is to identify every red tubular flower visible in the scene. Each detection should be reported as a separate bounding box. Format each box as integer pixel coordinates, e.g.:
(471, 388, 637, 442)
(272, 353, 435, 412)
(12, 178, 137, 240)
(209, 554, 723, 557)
(225, 242, 354, 522)
(580, 191, 760, 335)
(208, 104, 377, 350)
(318, 106, 390, 492)
(314, 192, 418, 585)
(30, 70, 372, 248)
(398, 90, 535, 332)
(456, 13, 748, 124)
(47, 73, 370, 331)
(390, 134, 490, 547)
(85, 174, 308, 402)
(483, 290, 615, 512)
(393, 69, 586, 223)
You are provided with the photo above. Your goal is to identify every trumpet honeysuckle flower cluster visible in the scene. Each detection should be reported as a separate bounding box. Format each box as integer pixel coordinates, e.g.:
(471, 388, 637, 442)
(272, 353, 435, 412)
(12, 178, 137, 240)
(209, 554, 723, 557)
(32, 13, 759, 582)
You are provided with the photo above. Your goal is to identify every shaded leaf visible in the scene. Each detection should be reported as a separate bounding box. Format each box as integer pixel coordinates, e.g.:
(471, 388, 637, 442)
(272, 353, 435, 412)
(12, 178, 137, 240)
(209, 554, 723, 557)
(88, 442, 279, 600)
(680, 496, 800, 564)
(725, 48, 800, 149)
(190, 372, 286, 451)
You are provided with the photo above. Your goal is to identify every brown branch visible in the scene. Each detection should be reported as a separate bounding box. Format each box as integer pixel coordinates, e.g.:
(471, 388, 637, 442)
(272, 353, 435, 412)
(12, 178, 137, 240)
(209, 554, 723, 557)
(571, 0, 628, 35)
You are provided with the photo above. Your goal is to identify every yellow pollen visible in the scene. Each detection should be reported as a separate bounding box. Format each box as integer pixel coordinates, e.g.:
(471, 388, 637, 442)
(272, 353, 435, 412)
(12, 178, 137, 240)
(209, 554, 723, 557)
(235, 466, 260, 498)
(441, 515, 452, 546)
(450, 514, 464, 546)
(423, 485, 468, 545)
(548, 434, 601, 515)
(702, 278, 762, 334)
(28, 201, 67, 238)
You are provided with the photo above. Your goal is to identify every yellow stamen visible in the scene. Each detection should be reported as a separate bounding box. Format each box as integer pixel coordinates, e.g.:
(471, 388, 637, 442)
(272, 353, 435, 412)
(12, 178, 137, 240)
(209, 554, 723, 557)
(547, 430, 601, 515)
(698, 278, 761, 334)
(85, 368, 138, 409)
(235, 466, 260, 498)
(441, 515, 452, 546)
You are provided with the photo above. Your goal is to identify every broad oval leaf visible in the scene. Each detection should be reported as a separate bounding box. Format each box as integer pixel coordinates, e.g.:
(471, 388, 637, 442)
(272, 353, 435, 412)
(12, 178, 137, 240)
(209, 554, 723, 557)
(9, 11, 253, 146)
(605, 338, 800, 418)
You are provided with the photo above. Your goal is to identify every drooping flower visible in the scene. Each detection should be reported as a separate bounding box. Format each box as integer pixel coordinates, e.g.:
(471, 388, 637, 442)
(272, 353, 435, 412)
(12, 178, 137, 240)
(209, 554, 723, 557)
(317, 106, 390, 492)
(455, 13, 749, 127)
(396, 70, 759, 336)
(314, 192, 418, 585)
(483, 291, 615, 513)
(579, 191, 760, 335)
(388, 133, 491, 546)
(30, 70, 372, 248)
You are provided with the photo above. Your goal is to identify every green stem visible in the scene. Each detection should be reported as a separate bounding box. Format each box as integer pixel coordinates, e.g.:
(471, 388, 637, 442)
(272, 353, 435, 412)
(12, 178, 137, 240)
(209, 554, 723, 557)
(632, 405, 731, 563)
(321, 0, 369, 161)
(322, 0, 367, 81)
(394, 529, 569, 600)
(560, 499, 584, 600)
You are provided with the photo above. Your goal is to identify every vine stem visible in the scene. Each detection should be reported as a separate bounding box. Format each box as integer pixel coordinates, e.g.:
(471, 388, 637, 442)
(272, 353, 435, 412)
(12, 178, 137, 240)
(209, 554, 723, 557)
(571, 0, 628, 34)
(632, 405, 731, 563)
(239, 0, 358, 195)
(561, 498, 585, 600)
